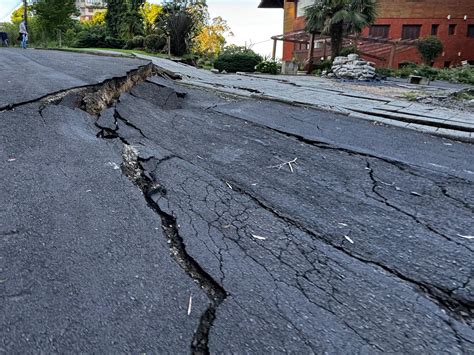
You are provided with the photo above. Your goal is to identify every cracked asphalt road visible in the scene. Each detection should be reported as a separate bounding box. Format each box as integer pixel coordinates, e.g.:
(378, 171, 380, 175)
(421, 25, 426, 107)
(1, 49, 473, 353)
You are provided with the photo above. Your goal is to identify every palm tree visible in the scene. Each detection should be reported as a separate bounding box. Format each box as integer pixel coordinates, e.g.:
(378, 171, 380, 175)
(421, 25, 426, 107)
(305, 0, 377, 59)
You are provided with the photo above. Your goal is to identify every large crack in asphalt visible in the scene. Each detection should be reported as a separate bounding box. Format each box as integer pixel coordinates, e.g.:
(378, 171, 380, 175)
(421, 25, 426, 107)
(121, 148, 228, 355)
(88, 70, 473, 322)
(55, 67, 228, 354)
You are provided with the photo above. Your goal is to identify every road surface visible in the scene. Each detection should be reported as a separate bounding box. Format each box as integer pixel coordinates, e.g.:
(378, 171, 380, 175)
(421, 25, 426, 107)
(1, 48, 473, 353)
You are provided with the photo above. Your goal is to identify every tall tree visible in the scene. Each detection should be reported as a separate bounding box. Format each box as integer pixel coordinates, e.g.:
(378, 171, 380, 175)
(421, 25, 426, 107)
(194, 16, 232, 60)
(305, 0, 377, 58)
(105, 0, 128, 37)
(34, 0, 78, 37)
(141, 1, 162, 35)
(121, 0, 145, 39)
(155, 0, 208, 56)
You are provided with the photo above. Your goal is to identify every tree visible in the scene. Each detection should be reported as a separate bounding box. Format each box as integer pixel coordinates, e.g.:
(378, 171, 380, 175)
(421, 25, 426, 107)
(155, 0, 208, 56)
(121, 0, 145, 39)
(88, 11, 106, 25)
(11, 5, 34, 24)
(34, 0, 78, 38)
(194, 16, 232, 60)
(305, 0, 377, 59)
(417, 36, 443, 65)
(105, 0, 128, 37)
(141, 2, 162, 35)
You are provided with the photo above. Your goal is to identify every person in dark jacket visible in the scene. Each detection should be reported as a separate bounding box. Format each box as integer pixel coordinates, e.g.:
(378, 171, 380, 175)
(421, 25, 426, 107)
(0, 32, 8, 47)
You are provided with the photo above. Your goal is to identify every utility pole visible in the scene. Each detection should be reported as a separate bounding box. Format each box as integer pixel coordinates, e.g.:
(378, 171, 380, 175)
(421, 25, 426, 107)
(23, 0, 28, 29)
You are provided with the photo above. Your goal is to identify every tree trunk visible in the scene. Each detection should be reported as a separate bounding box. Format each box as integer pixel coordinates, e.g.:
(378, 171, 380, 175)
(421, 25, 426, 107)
(330, 22, 344, 59)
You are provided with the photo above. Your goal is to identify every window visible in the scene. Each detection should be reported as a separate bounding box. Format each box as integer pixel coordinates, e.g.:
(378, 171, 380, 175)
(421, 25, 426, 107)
(369, 25, 390, 38)
(402, 25, 421, 40)
(296, 0, 314, 17)
(468, 25, 474, 38)
(431, 24, 439, 36)
(448, 24, 456, 35)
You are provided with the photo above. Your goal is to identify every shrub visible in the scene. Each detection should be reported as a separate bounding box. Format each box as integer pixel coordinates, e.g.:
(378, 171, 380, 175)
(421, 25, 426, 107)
(414, 65, 439, 80)
(124, 35, 145, 49)
(340, 45, 358, 57)
(417, 36, 443, 64)
(313, 59, 333, 72)
(214, 50, 263, 73)
(144, 34, 166, 52)
(255, 60, 279, 74)
(375, 67, 395, 78)
(104, 36, 125, 48)
(74, 31, 105, 47)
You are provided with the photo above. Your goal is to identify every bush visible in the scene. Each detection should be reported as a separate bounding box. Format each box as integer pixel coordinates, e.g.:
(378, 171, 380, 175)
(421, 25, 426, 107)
(255, 60, 279, 74)
(214, 50, 263, 73)
(144, 34, 166, 53)
(104, 36, 125, 48)
(124, 35, 145, 49)
(74, 31, 105, 47)
(340, 45, 358, 57)
(414, 65, 439, 80)
(313, 59, 332, 72)
(375, 67, 395, 78)
(417, 36, 443, 64)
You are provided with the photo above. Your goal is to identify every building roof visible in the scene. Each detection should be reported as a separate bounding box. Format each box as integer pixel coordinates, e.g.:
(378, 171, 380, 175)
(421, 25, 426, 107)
(258, 0, 284, 9)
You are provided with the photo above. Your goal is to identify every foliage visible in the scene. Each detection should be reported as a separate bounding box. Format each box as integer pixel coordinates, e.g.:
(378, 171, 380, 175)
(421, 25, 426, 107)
(193, 16, 232, 60)
(72, 22, 107, 47)
(34, 0, 79, 37)
(141, 2, 162, 35)
(124, 35, 145, 49)
(220, 44, 256, 55)
(155, 0, 208, 56)
(402, 91, 419, 102)
(120, 0, 145, 39)
(375, 64, 474, 85)
(340, 45, 358, 57)
(105, 0, 128, 37)
(144, 34, 166, 52)
(313, 59, 333, 72)
(11, 6, 34, 24)
(416, 36, 443, 64)
(214, 48, 263, 73)
(305, 0, 377, 58)
(105, 36, 125, 48)
(88, 11, 106, 26)
(255, 60, 279, 74)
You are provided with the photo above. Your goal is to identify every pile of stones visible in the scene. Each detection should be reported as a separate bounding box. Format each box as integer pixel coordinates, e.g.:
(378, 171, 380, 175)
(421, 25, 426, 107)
(329, 54, 376, 80)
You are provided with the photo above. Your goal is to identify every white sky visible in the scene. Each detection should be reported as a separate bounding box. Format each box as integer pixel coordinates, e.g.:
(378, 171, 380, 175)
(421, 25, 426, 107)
(0, 0, 284, 57)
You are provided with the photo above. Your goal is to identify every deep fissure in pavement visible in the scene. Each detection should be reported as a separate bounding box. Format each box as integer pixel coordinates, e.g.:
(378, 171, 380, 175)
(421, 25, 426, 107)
(82, 67, 473, 323)
(60, 68, 229, 354)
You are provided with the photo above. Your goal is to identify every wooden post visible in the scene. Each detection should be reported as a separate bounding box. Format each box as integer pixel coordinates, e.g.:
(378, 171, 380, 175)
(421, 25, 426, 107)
(388, 43, 396, 68)
(306, 32, 315, 73)
(167, 36, 171, 58)
(272, 38, 277, 60)
(323, 38, 327, 60)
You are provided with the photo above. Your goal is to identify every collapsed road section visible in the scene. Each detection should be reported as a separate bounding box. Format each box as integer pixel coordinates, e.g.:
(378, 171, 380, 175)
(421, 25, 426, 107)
(1, 51, 473, 353)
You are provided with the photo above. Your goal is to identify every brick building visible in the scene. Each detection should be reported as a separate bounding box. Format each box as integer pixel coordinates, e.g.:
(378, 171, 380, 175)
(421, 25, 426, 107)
(259, 0, 474, 68)
(75, 0, 106, 21)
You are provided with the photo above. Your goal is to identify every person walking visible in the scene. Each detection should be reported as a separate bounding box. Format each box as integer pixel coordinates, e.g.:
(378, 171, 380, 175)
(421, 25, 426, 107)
(19, 19, 28, 49)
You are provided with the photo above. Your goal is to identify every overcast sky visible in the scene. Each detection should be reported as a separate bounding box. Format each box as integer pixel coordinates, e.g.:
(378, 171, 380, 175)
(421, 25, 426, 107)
(0, 0, 283, 57)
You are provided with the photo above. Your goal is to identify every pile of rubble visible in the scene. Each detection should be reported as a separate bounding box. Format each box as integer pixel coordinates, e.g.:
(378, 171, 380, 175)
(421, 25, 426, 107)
(328, 54, 376, 80)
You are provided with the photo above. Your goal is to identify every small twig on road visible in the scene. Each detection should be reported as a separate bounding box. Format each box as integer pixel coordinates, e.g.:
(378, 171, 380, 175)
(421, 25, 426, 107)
(187, 295, 193, 316)
(268, 158, 298, 173)
(457, 234, 474, 240)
